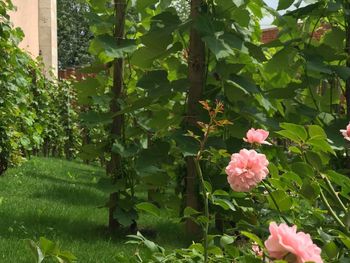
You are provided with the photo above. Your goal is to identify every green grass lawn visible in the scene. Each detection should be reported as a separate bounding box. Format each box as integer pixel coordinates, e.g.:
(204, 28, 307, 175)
(0, 157, 188, 262)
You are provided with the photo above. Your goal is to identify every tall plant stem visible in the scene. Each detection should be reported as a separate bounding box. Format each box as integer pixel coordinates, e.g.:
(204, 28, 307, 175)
(321, 173, 348, 214)
(345, 0, 350, 119)
(320, 189, 347, 232)
(194, 158, 209, 263)
(261, 181, 291, 225)
(108, 0, 127, 231)
(185, 0, 206, 236)
(192, 110, 219, 263)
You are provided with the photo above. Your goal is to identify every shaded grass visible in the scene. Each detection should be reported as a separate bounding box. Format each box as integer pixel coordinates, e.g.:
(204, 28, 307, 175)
(0, 158, 188, 262)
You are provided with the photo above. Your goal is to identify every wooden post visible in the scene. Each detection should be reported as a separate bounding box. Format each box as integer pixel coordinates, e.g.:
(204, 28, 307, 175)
(185, 0, 206, 236)
(345, 3, 350, 120)
(108, 0, 127, 231)
(344, 3, 350, 170)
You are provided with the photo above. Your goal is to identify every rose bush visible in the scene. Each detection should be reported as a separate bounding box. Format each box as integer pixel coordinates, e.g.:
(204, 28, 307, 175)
(125, 108, 350, 262)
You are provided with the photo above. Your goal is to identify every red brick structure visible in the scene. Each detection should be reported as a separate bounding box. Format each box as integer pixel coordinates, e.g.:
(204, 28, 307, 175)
(58, 67, 96, 81)
(261, 24, 331, 44)
(261, 27, 279, 44)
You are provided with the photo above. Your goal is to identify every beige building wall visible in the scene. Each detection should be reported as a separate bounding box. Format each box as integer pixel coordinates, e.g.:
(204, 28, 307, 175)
(9, 0, 40, 57)
(39, 0, 58, 76)
(9, 0, 58, 77)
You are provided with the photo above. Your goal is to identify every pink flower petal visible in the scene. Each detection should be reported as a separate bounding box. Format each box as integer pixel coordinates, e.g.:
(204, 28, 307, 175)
(243, 128, 271, 145)
(225, 149, 269, 192)
(265, 222, 323, 263)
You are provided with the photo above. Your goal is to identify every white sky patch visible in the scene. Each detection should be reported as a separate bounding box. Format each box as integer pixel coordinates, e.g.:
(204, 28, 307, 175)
(260, 0, 316, 28)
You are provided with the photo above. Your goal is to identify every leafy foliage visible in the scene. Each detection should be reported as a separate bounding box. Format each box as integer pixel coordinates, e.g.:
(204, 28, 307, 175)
(27, 237, 77, 263)
(0, 1, 81, 174)
(74, 0, 350, 260)
(4, 0, 350, 261)
(57, 0, 93, 68)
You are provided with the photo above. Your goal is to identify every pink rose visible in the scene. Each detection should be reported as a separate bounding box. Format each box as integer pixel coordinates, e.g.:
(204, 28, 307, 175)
(252, 242, 263, 257)
(340, 123, 350, 141)
(243, 128, 271, 145)
(265, 222, 323, 263)
(225, 149, 269, 192)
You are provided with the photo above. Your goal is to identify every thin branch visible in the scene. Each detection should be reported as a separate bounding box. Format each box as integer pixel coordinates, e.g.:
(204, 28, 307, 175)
(320, 189, 347, 231)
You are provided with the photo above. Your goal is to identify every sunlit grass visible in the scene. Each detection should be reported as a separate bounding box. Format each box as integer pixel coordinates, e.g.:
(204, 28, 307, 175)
(0, 157, 188, 262)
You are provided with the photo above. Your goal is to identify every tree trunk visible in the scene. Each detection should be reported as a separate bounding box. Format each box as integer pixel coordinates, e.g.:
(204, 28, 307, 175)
(345, 4, 350, 170)
(107, 0, 127, 231)
(185, 0, 206, 236)
(346, 5, 350, 120)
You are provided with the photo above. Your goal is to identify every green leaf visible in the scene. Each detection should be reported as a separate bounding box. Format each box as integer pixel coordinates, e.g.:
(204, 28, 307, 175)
(305, 151, 323, 171)
(331, 65, 350, 81)
(233, 0, 245, 7)
(264, 86, 298, 99)
(289, 146, 302, 154)
(325, 170, 350, 195)
(285, 2, 322, 17)
(144, 239, 160, 253)
(277, 0, 294, 10)
(202, 33, 234, 60)
(308, 125, 327, 139)
(323, 241, 339, 259)
(183, 207, 201, 217)
(282, 171, 303, 187)
(220, 235, 235, 247)
(26, 239, 45, 263)
(74, 78, 100, 105)
(137, 70, 169, 90)
(135, 141, 170, 175)
(57, 251, 77, 262)
(39, 237, 57, 254)
(265, 47, 298, 73)
(131, 42, 182, 68)
(230, 75, 259, 93)
(300, 179, 320, 201)
(338, 232, 350, 249)
(240, 231, 264, 248)
(136, 202, 161, 217)
(136, 0, 158, 11)
(204, 181, 212, 194)
(267, 190, 293, 211)
(306, 58, 332, 75)
(307, 137, 334, 155)
(173, 132, 199, 157)
(116, 96, 156, 116)
(269, 163, 279, 178)
(280, 123, 308, 141)
(276, 130, 301, 143)
(212, 198, 236, 211)
(291, 162, 314, 178)
(208, 246, 224, 257)
(79, 142, 107, 160)
(323, 26, 345, 50)
(213, 190, 229, 196)
(221, 32, 247, 53)
(130, 46, 158, 68)
(80, 111, 113, 126)
(141, 11, 181, 50)
(225, 80, 251, 102)
(232, 8, 250, 27)
(90, 34, 137, 60)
